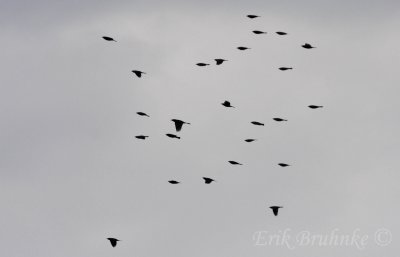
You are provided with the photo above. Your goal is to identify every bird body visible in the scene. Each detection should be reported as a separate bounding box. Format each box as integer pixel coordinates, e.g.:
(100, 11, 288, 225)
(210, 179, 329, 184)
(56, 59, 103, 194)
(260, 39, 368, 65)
(196, 63, 210, 66)
(132, 70, 146, 78)
(247, 15, 259, 19)
(270, 206, 283, 216)
(107, 238, 120, 247)
(237, 46, 250, 50)
(102, 36, 116, 42)
(171, 119, 190, 132)
(215, 59, 227, 65)
(221, 100, 234, 108)
(166, 133, 180, 139)
(278, 163, 290, 167)
(229, 161, 243, 165)
(137, 112, 149, 117)
(252, 30, 267, 34)
(308, 105, 323, 109)
(168, 180, 180, 184)
(251, 121, 264, 126)
(245, 139, 256, 142)
(276, 31, 287, 35)
(135, 135, 148, 140)
(273, 118, 287, 122)
(302, 43, 315, 49)
(279, 67, 293, 71)
(203, 177, 215, 184)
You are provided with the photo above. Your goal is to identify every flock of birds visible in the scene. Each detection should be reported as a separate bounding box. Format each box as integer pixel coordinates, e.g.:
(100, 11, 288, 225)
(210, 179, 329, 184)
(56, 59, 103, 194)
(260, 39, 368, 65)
(102, 14, 322, 248)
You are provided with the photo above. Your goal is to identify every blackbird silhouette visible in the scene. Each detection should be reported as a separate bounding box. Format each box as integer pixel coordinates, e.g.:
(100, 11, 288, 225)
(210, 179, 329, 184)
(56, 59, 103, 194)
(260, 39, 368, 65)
(107, 238, 120, 247)
(252, 30, 267, 34)
(168, 180, 180, 184)
(247, 15, 259, 19)
(302, 43, 316, 49)
(203, 177, 215, 184)
(132, 70, 146, 78)
(135, 135, 148, 140)
(166, 133, 180, 139)
(273, 118, 287, 122)
(102, 36, 116, 42)
(171, 119, 190, 132)
(196, 63, 210, 66)
(237, 46, 250, 50)
(215, 59, 227, 65)
(222, 101, 234, 108)
(251, 121, 264, 126)
(308, 105, 323, 109)
(278, 163, 290, 167)
(245, 139, 257, 142)
(270, 206, 283, 216)
(229, 161, 243, 165)
(279, 67, 293, 71)
(137, 112, 149, 117)
(276, 31, 287, 35)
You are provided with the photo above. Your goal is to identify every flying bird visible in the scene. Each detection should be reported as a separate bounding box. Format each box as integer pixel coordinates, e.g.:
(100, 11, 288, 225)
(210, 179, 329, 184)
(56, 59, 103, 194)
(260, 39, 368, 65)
(273, 118, 287, 122)
(102, 36, 116, 42)
(278, 163, 290, 167)
(270, 206, 283, 216)
(245, 139, 257, 142)
(251, 121, 264, 126)
(171, 119, 190, 132)
(276, 31, 287, 35)
(279, 67, 293, 71)
(203, 177, 215, 184)
(229, 161, 243, 165)
(215, 59, 227, 65)
(168, 180, 180, 184)
(196, 63, 210, 66)
(237, 46, 250, 50)
(135, 135, 148, 140)
(132, 70, 146, 78)
(107, 238, 120, 247)
(308, 105, 323, 109)
(221, 101, 234, 108)
(247, 15, 259, 19)
(137, 112, 149, 117)
(252, 30, 267, 34)
(302, 43, 316, 49)
(166, 133, 180, 139)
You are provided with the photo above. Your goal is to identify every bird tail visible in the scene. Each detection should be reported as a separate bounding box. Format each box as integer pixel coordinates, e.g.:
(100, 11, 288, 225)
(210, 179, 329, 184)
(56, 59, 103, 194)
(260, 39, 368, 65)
(177, 136, 181, 139)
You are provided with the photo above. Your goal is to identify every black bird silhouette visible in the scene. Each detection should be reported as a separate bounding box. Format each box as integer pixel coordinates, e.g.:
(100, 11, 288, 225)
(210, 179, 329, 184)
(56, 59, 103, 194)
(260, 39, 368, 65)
(273, 118, 287, 122)
(308, 105, 323, 109)
(302, 43, 316, 49)
(135, 135, 148, 140)
(278, 163, 290, 167)
(107, 238, 120, 247)
(215, 59, 227, 65)
(221, 101, 234, 108)
(252, 30, 267, 34)
(251, 121, 264, 126)
(137, 112, 149, 117)
(276, 31, 287, 35)
(102, 36, 116, 42)
(270, 206, 283, 216)
(247, 15, 259, 19)
(229, 161, 243, 165)
(132, 70, 146, 78)
(166, 133, 180, 139)
(168, 180, 180, 184)
(245, 139, 257, 142)
(279, 67, 293, 71)
(196, 63, 210, 66)
(237, 46, 250, 50)
(203, 177, 215, 184)
(171, 119, 190, 132)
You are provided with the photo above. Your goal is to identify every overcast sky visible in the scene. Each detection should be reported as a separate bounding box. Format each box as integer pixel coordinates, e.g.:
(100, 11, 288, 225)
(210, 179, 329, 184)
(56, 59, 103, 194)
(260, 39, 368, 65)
(1, 0, 399, 256)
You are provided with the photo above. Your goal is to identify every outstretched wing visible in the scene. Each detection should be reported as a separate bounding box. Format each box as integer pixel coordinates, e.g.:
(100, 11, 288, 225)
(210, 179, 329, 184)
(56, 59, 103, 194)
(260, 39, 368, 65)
(175, 121, 183, 132)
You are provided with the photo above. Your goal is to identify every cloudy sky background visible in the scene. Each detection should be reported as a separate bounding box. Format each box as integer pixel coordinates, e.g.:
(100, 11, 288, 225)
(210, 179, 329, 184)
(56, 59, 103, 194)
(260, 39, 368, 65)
(1, 0, 399, 256)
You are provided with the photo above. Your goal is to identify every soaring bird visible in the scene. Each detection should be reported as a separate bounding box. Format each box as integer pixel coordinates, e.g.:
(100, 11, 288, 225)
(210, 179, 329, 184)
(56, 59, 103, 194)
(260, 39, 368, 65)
(247, 15, 259, 19)
(221, 101, 234, 108)
(229, 161, 243, 165)
(308, 105, 323, 109)
(278, 163, 290, 167)
(166, 133, 180, 139)
(135, 135, 148, 140)
(273, 118, 287, 122)
(251, 121, 264, 126)
(270, 206, 283, 216)
(276, 31, 287, 35)
(107, 238, 120, 247)
(245, 139, 257, 142)
(196, 63, 210, 66)
(302, 43, 316, 49)
(132, 70, 146, 78)
(215, 59, 227, 65)
(252, 30, 267, 34)
(279, 67, 293, 71)
(102, 36, 116, 42)
(203, 177, 215, 184)
(137, 112, 149, 117)
(171, 119, 190, 132)
(168, 180, 180, 184)
(237, 46, 250, 50)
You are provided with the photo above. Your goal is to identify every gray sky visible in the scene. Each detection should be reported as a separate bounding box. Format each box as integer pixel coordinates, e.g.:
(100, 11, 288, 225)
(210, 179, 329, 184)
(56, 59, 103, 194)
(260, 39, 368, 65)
(1, 0, 399, 256)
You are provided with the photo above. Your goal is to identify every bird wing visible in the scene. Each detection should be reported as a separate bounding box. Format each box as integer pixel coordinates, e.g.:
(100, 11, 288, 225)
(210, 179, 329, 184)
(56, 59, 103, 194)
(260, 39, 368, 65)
(175, 122, 183, 132)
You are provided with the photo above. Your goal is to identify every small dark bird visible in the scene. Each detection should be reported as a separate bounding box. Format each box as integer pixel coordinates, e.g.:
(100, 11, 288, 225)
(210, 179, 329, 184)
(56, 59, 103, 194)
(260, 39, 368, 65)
(228, 161, 243, 165)
(137, 112, 149, 117)
(308, 105, 323, 109)
(203, 177, 215, 184)
(270, 206, 283, 216)
(252, 30, 267, 34)
(245, 139, 257, 142)
(107, 238, 120, 247)
(171, 119, 190, 132)
(102, 36, 116, 42)
(247, 15, 259, 19)
(132, 70, 146, 78)
(273, 118, 287, 122)
(221, 101, 234, 108)
(168, 180, 180, 184)
(251, 121, 264, 126)
(237, 46, 250, 50)
(302, 43, 316, 49)
(278, 163, 290, 167)
(196, 63, 210, 66)
(166, 133, 180, 139)
(279, 67, 293, 71)
(135, 135, 148, 140)
(276, 31, 287, 35)
(215, 59, 227, 65)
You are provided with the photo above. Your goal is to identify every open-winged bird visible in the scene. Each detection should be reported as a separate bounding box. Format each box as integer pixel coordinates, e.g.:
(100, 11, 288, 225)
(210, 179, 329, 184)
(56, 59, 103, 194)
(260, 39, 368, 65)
(215, 59, 227, 65)
(245, 139, 257, 142)
(302, 43, 316, 49)
(276, 31, 287, 35)
(252, 30, 267, 34)
(166, 133, 180, 139)
(251, 121, 264, 126)
(168, 180, 180, 184)
(137, 112, 149, 117)
(273, 118, 287, 122)
(171, 119, 190, 132)
(308, 105, 323, 109)
(132, 70, 146, 78)
(229, 161, 243, 165)
(247, 15, 259, 19)
(279, 67, 293, 71)
(102, 36, 116, 42)
(221, 100, 234, 108)
(107, 238, 120, 247)
(135, 135, 148, 140)
(278, 163, 290, 167)
(203, 177, 215, 184)
(237, 46, 250, 50)
(270, 206, 283, 216)
(196, 63, 210, 66)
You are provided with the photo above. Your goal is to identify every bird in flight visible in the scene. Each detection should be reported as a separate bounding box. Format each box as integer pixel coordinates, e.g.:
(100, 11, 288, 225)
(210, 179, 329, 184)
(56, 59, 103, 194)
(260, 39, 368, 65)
(276, 31, 287, 35)
(278, 163, 290, 167)
(102, 36, 117, 42)
(137, 112, 149, 117)
(168, 180, 180, 184)
(308, 105, 323, 109)
(302, 43, 316, 49)
(221, 100, 235, 108)
(270, 206, 283, 216)
(166, 133, 180, 139)
(251, 121, 264, 126)
(196, 63, 210, 67)
(229, 161, 243, 165)
(273, 118, 288, 122)
(171, 119, 190, 132)
(252, 30, 267, 34)
(107, 238, 120, 247)
(237, 46, 250, 50)
(279, 67, 293, 71)
(245, 139, 257, 142)
(247, 15, 259, 19)
(132, 70, 146, 78)
(215, 59, 227, 65)
(203, 177, 215, 184)
(135, 135, 149, 140)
